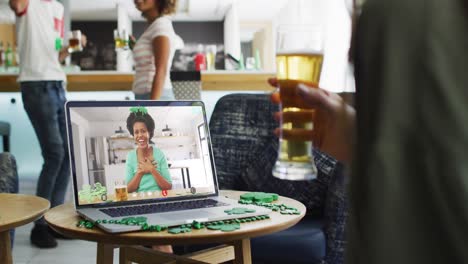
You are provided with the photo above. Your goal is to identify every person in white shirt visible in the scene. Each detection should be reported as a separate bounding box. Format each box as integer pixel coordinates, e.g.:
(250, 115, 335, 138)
(132, 0, 180, 100)
(9, 0, 86, 249)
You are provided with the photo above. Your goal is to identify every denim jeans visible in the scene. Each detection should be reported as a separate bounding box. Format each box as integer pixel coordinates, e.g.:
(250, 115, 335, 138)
(21, 81, 70, 225)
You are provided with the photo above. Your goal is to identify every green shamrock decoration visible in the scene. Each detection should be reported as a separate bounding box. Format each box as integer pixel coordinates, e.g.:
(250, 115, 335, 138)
(280, 209, 301, 215)
(129, 106, 148, 115)
(224, 207, 256, 215)
(78, 183, 107, 203)
(207, 222, 240, 232)
(168, 226, 192, 234)
(240, 192, 278, 203)
(239, 192, 301, 215)
(120, 216, 148, 225)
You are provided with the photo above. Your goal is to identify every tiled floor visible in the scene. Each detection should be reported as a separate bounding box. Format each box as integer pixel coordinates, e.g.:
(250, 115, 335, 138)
(11, 178, 120, 264)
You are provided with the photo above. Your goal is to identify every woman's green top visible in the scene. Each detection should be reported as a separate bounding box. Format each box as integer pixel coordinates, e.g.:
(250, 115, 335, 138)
(125, 147, 172, 192)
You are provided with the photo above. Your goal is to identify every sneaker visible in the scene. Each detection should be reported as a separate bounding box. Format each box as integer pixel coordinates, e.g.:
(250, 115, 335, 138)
(30, 224, 57, 248)
(48, 226, 74, 240)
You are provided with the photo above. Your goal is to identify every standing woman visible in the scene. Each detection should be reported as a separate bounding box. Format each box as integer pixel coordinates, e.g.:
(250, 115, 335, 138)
(133, 0, 178, 100)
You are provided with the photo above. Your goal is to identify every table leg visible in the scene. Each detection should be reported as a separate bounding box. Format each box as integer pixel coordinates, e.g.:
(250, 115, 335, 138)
(231, 238, 252, 264)
(96, 243, 114, 264)
(119, 247, 132, 264)
(0, 231, 12, 264)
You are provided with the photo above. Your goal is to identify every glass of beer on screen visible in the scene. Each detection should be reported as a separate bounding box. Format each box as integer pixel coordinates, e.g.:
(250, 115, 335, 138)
(68, 30, 83, 53)
(272, 24, 324, 181)
(114, 180, 128, 201)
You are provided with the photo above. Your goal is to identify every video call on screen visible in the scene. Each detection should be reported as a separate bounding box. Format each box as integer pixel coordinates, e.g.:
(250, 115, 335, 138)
(68, 105, 216, 205)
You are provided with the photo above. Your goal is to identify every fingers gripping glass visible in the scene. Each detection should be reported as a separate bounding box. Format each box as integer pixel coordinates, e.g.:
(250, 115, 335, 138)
(114, 29, 130, 51)
(272, 25, 324, 181)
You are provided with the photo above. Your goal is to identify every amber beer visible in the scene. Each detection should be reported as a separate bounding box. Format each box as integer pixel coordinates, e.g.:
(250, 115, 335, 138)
(68, 30, 82, 53)
(68, 38, 80, 51)
(115, 184, 128, 201)
(273, 51, 324, 180)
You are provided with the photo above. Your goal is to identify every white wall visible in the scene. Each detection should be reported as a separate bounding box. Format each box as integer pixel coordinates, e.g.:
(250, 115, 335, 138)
(0, 3, 15, 23)
(70, 109, 91, 188)
(321, 0, 355, 93)
(116, 3, 133, 72)
(223, 1, 241, 70)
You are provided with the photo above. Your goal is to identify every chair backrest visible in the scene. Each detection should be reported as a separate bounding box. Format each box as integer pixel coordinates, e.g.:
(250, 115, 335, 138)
(209, 94, 348, 263)
(209, 93, 278, 190)
(0, 152, 19, 247)
(209, 93, 332, 215)
(0, 152, 18, 194)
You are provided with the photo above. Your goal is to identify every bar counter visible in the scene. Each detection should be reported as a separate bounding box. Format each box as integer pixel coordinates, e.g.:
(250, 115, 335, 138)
(0, 71, 275, 92)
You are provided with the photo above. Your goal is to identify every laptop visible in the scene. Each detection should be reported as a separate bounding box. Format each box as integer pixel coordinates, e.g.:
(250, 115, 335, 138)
(65, 100, 270, 233)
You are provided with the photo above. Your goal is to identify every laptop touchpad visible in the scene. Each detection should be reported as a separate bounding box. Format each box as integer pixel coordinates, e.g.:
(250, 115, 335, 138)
(161, 210, 215, 221)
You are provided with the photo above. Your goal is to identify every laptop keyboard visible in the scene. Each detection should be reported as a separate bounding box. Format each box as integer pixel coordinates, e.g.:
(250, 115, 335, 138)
(100, 199, 228, 217)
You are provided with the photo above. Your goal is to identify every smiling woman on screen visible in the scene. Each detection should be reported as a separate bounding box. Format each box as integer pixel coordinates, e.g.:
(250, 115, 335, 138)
(125, 107, 172, 192)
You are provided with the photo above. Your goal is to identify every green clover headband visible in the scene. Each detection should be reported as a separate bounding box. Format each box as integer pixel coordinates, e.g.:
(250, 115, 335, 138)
(130, 106, 148, 115)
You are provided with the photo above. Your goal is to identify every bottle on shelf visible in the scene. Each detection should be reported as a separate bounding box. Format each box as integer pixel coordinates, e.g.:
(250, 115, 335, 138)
(13, 43, 19, 66)
(238, 52, 245, 70)
(254, 49, 262, 70)
(5, 42, 13, 69)
(0, 41, 4, 68)
(194, 44, 206, 71)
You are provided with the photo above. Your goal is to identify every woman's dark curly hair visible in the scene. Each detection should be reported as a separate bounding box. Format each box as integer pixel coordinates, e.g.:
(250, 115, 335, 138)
(156, 0, 177, 16)
(126, 112, 155, 139)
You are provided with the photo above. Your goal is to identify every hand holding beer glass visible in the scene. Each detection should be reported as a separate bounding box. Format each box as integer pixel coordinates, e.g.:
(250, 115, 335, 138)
(272, 25, 324, 181)
(68, 30, 83, 53)
(114, 29, 130, 50)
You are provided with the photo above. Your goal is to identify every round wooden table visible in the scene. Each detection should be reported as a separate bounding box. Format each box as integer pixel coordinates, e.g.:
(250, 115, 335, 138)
(45, 190, 306, 264)
(0, 193, 50, 264)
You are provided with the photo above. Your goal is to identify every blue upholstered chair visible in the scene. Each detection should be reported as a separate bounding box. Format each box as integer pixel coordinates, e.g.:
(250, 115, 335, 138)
(0, 152, 19, 247)
(208, 94, 347, 264)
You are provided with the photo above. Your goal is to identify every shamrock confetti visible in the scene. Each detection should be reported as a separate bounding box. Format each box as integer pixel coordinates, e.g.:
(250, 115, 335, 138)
(240, 192, 278, 203)
(207, 222, 240, 232)
(224, 207, 256, 215)
(280, 209, 301, 215)
(168, 226, 192, 234)
(78, 183, 107, 203)
(240, 192, 301, 215)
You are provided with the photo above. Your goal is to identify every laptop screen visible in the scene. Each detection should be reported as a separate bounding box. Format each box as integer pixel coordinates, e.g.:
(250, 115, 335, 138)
(66, 101, 217, 207)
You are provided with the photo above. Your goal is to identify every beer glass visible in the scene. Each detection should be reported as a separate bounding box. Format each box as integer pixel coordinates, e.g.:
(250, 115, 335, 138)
(68, 30, 83, 53)
(114, 179, 128, 201)
(205, 45, 217, 70)
(272, 24, 324, 181)
(114, 29, 129, 50)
